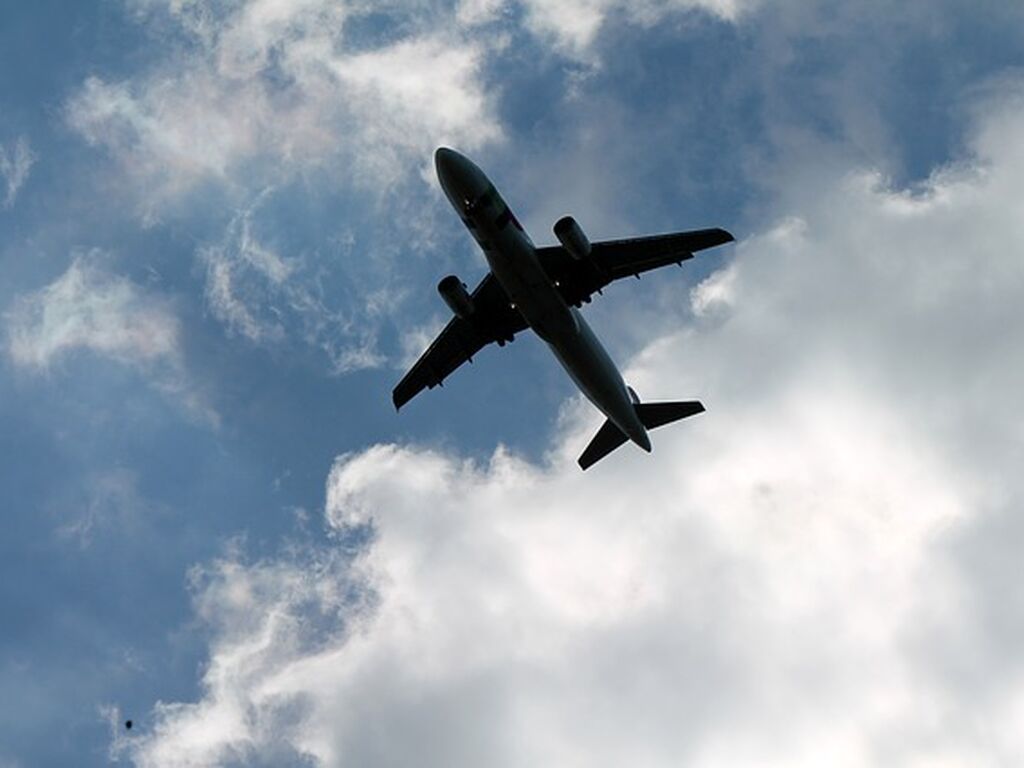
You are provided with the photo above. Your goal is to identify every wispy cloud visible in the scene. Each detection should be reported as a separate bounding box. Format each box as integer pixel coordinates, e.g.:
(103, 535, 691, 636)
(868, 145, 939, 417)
(4, 253, 216, 423)
(66, 1, 502, 214)
(534, 0, 753, 53)
(398, 315, 446, 370)
(119, 81, 1024, 768)
(55, 469, 152, 548)
(459, 0, 756, 56)
(6, 254, 181, 370)
(199, 203, 388, 373)
(63, 0, 762, 213)
(0, 136, 36, 208)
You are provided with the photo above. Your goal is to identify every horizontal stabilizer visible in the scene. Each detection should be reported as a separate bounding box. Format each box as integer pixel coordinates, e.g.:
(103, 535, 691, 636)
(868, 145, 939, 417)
(635, 400, 705, 429)
(578, 419, 629, 471)
(577, 400, 705, 470)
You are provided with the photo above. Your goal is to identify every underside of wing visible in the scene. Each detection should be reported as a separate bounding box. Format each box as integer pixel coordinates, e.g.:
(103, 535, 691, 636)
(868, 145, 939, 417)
(392, 274, 527, 410)
(537, 227, 734, 307)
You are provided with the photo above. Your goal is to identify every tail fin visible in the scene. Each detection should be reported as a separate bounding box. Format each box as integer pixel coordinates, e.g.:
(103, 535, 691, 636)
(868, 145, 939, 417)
(577, 400, 705, 470)
(578, 419, 630, 470)
(634, 400, 705, 429)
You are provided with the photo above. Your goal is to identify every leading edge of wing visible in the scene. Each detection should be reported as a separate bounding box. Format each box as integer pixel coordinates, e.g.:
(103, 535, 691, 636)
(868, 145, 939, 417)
(597, 226, 735, 256)
(591, 227, 735, 277)
(536, 226, 735, 308)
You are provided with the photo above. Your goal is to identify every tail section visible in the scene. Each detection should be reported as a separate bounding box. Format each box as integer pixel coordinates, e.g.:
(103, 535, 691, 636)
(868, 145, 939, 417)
(577, 400, 705, 470)
(634, 400, 705, 429)
(578, 419, 631, 470)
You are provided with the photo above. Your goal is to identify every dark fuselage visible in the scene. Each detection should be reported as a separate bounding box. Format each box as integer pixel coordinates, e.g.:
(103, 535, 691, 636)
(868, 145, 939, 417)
(435, 148, 651, 451)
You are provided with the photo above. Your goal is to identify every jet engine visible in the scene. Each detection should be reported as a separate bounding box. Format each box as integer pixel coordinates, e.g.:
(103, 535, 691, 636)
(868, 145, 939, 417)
(438, 274, 475, 319)
(554, 216, 591, 261)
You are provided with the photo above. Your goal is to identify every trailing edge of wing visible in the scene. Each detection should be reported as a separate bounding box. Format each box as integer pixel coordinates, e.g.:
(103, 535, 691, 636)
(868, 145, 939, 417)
(392, 274, 528, 410)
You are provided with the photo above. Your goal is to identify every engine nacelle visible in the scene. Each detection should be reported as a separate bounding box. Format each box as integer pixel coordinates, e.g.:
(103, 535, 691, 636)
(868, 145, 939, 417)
(553, 215, 591, 261)
(438, 274, 475, 319)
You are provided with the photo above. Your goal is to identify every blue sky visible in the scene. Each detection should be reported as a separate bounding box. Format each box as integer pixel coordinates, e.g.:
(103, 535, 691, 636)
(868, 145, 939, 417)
(2, 1, 1024, 765)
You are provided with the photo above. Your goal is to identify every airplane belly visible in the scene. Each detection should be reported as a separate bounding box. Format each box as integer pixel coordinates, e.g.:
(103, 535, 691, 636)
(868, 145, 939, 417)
(480, 229, 641, 439)
(484, 230, 577, 342)
(548, 309, 646, 440)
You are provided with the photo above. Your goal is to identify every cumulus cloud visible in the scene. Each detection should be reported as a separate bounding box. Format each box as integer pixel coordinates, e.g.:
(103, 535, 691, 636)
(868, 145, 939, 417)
(119, 84, 1024, 766)
(66, 0, 502, 212)
(4, 254, 214, 421)
(0, 136, 36, 208)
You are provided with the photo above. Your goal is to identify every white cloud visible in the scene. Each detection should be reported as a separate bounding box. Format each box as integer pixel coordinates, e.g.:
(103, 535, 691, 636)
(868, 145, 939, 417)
(512, 0, 753, 56)
(6, 254, 181, 370)
(120, 85, 1024, 766)
(397, 315, 446, 369)
(200, 207, 291, 346)
(4, 254, 215, 422)
(66, 1, 502, 213)
(199, 204, 388, 373)
(0, 136, 36, 208)
(64, 1, 504, 370)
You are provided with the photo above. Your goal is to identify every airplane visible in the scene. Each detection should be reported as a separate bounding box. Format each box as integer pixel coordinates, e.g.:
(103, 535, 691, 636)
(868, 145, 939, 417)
(393, 148, 734, 469)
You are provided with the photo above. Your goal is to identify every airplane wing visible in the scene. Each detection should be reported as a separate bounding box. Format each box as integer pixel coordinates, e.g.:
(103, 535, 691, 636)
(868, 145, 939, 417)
(393, 273, 528, 410)
(535, 227, 734, 307)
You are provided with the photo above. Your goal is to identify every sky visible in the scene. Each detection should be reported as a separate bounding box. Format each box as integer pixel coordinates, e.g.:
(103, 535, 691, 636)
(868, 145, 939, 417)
(1, 0, 1024, 765)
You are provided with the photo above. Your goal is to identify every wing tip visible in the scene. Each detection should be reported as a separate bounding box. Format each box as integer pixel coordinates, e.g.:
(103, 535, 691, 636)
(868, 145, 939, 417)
(392, 387, 410, 412)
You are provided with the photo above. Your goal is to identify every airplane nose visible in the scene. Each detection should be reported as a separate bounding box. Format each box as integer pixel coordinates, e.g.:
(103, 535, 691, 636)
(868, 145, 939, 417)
(435, 147, 467, 193)
(434, 146, 457, 178)
(434, 147, 486, 208)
